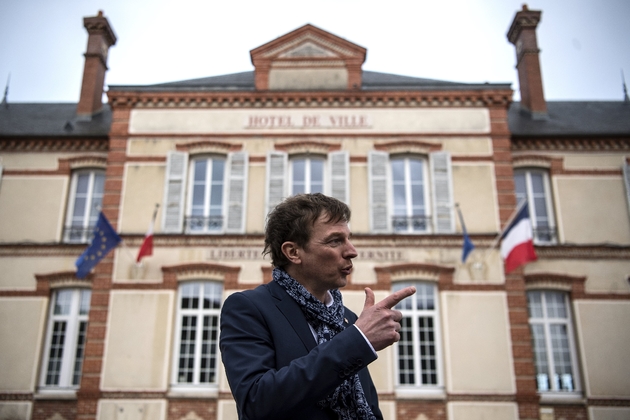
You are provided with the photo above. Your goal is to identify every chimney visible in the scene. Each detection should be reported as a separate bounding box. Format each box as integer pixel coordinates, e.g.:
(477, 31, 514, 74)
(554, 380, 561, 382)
(507, 4, 547, 118)
(76, 11, 117, 117)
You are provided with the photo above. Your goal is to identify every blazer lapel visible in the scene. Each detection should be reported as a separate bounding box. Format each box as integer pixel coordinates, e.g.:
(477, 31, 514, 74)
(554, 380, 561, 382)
(268, 280, 317, 352)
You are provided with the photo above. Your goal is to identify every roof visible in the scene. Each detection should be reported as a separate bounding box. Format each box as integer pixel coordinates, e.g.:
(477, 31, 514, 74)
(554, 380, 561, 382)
(509, 101, 630, 136)
(3, 76, 629, 139)
(0, 103, 111, 137)
(108, 70, 510, 92)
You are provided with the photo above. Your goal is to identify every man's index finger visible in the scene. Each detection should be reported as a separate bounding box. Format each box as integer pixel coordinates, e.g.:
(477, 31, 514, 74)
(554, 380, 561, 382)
(378, 286, 416, 309)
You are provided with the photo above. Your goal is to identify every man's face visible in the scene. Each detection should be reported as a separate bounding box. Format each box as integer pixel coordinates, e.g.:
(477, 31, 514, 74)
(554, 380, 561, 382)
(290, 212, 358, 300)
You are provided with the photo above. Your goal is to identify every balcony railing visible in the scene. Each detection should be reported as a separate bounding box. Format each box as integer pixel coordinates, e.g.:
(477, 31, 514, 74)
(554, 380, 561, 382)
(62, 226, 94, 243)
(185, 216, 224, 233)
(392, 215, 431, 233)
(533, 226, 558, 244)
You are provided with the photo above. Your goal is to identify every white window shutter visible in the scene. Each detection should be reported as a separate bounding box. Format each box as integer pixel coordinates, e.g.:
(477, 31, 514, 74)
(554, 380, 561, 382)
(225, 151, 248, 233)
(266, 151, 287, 218)
(368, 150, 390, 233)
(329, 151, 349, 204)
(430, 151, 455, 233)
(162, 150, 188, 233)
(624, 162, 630, 219)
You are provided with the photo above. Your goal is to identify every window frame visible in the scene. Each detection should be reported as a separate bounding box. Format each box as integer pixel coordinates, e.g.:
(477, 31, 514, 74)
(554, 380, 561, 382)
(389, 155, 431, 234)
(393, 281, 444, 397)
(185, 155, 228, 234)
(63, 169, 105, 243)
(171, 281, 223, 392)
(289, 154, 326, 196)
(368, 150, 454, 235)
(39, 288, 91, 391)
(514, 168, 557, 244)
(265, 150, 349, 218)
(527, 290, 582, 398)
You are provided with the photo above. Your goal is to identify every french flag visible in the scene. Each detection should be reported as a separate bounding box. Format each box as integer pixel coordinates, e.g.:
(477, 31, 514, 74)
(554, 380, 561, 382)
(136, 225, 154, 263)
(500, 203, 537, 273)
(136, 205, 159, 264)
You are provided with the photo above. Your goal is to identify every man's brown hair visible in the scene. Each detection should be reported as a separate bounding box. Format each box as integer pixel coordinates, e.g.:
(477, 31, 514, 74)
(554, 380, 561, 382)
(263, 193, 351, 268)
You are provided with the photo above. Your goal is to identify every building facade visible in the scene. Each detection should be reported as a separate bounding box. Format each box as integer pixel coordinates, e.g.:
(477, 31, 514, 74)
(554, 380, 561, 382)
(1, 6, 629, 420)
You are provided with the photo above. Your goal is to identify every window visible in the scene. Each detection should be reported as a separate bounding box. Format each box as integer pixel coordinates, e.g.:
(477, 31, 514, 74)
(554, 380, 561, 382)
(162, 151, 248, 234)
(40, 289, 91, 389)
(266, 150, 349, 215)
(291, 156, 324, 195)
(369, 151, 454, 234)
(172, 281, 222, 388)
(527, 290, 580, 394)
(187, 156, 226, 232)
(514, 169, 557, 243)
(63, 170, 105, 243)
(393, 282, 443, 390)
(391, 157, 429, 232)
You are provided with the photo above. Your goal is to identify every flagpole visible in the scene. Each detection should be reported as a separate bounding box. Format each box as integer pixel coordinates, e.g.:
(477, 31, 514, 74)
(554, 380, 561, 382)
(488, 199, 528, 250)
(121, 239, 138, 262)
(151, 203, 159, 224)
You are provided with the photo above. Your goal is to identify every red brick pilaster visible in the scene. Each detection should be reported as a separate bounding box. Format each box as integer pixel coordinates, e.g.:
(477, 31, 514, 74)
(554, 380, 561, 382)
(76, 105, 129, 420)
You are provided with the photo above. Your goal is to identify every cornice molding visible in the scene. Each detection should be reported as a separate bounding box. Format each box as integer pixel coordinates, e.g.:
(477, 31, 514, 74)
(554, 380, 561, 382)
(0, 137, 108, 152)
(524, 272, 586, 294)
(161, 262, 242, 290)
(66, 155, 108, 169)
(512, 136, 630, 152)
(275, 140, 341, 154)
(512, 154, 553, 168)
(535, 245, 630, 260)
(162, 262, 240, 281)
(108, 89, 512, 110)
(375, 262, 455, 282)
(374, 139, 442, 154)
(175, 140, 241, 155)
(36, 271, 92, 295)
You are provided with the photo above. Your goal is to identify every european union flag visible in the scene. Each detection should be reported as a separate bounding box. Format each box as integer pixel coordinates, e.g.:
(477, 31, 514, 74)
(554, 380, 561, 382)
(456, 204, 475, 263)
(75, 212, 122, 279)
(462, 230, 475, 263)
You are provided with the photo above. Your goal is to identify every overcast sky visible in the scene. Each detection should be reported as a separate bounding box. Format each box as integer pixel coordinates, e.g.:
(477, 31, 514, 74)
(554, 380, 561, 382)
(1, 0, 629, 103)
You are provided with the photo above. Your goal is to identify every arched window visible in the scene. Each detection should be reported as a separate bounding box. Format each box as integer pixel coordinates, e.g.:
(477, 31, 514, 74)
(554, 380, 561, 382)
(172, 281, 223, 387)
(40, 288, 91, 389)
(393, 281, 443, 391)
(527, 290, 580, 393)
(162, 150, 248, 234)
(265, 150, 349, 216)
(290, 155, 325, 195)
(63, 169, 105, 243)
(514, 168, 557, 244)
(187, 155, 226, 233)
(391, 156, 429, 233)
(369, 151, 454, 234)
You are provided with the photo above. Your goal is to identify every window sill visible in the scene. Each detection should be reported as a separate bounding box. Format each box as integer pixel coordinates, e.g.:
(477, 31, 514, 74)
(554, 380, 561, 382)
(395, 387, 446, 400)
(34, 389, 77, 400)
(539, 392, 585, 405)
(168, 386, 218, 399)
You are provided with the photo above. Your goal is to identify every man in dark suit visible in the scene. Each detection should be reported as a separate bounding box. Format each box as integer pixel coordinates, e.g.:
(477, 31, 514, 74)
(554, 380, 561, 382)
(220, 193, 416, 420)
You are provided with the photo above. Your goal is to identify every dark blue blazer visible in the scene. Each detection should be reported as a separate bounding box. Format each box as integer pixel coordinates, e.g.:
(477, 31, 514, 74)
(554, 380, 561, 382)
(220, 280, 383, 420)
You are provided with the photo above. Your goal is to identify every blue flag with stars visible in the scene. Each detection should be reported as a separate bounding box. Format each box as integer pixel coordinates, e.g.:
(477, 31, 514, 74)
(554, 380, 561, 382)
(456, 204, 475, 263)
(75, 212, 122, 279)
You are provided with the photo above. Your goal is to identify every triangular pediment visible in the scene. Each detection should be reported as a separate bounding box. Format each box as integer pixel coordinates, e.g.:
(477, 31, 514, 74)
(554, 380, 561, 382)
(250, 24, 366, 90)
(279, 41, 338, 58)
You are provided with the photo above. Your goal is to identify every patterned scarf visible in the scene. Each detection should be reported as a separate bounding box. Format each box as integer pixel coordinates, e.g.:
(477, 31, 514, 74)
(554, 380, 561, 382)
(273, 268, 376, 420)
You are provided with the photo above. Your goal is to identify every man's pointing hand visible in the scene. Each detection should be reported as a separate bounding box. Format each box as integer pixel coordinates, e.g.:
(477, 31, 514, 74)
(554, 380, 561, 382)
(354, 286, 416, 351)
